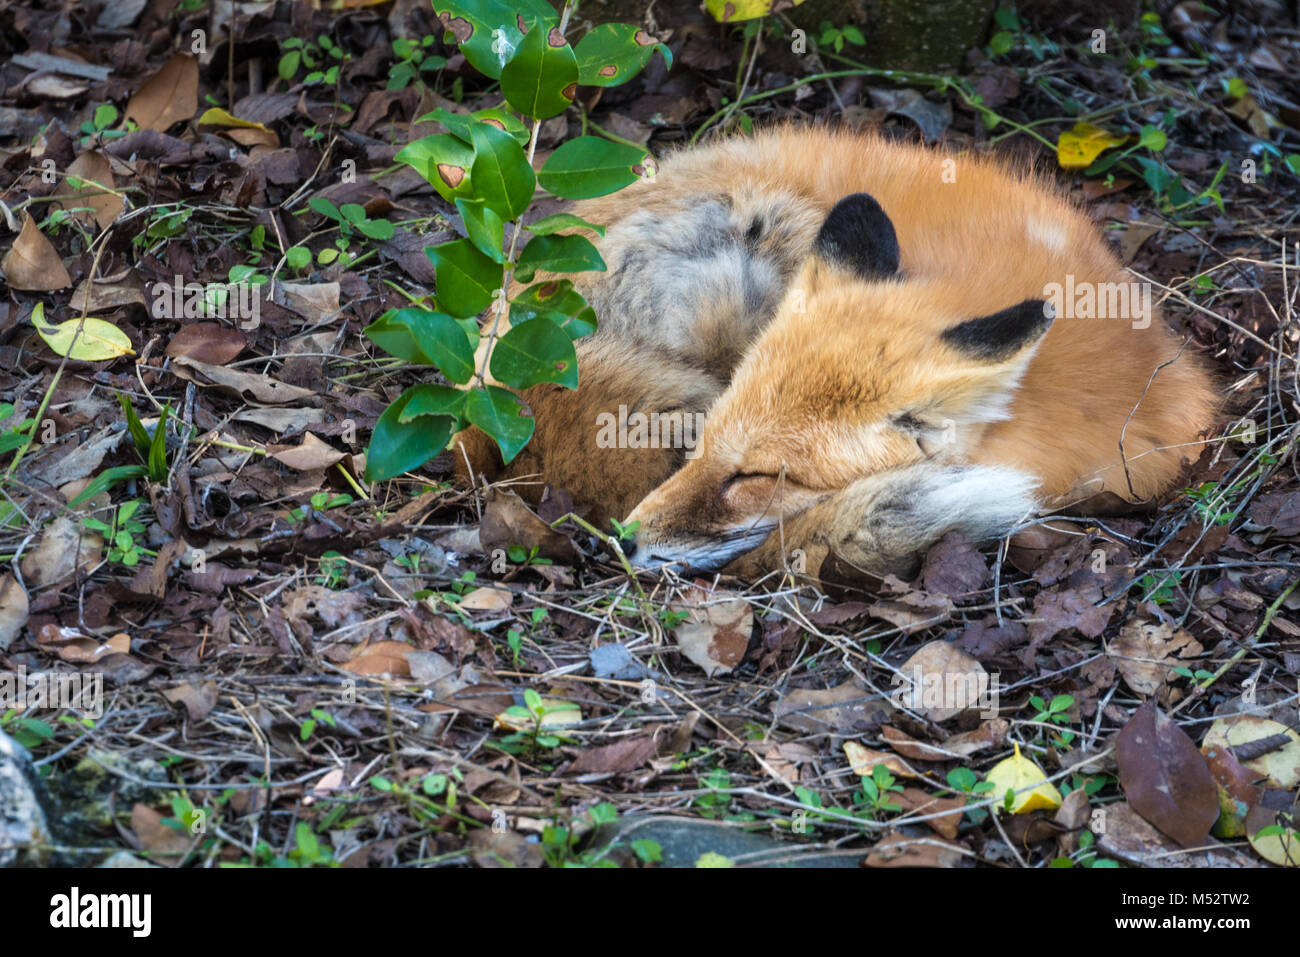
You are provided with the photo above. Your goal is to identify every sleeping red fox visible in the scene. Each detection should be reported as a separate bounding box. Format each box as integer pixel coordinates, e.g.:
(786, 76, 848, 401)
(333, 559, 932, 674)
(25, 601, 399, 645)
(455, 127, 1217, 579)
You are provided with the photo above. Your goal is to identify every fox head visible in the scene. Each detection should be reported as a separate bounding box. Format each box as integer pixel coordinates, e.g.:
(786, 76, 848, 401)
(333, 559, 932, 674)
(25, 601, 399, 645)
(624, 192, 1055, 572)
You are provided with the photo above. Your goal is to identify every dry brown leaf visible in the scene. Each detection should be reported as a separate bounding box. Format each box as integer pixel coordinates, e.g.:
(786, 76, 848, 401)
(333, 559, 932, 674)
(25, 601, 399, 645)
(0, 574, 30, 652)
(844, 740, 919, 779)
(1054, 786, 1092, 856)
(171, 355, 316, 403)
(1097, 800, 1258, 867)
(165, 323, 246, 365)
(940, 719, 1010, 758)
(70, 275, 147, 313)
(277, 281, 341, 323)
(1109, 620, 1204, 696)
(2, 214, 72, 290)
(868, 588, 952, 634)
(478, 488, 580, 564)
(894, 787, 967, 839)
(270, 432, 346, 471)
(772, 680, 887, 734)
(304, 768, 345, 806)
(126, 53, 198, 131)
(130, 803, 193, 866)
(20, 514, 102, 587)
(56, 152, 123, 230)
(880, 724, 951, 761)
(864, 832, 966, 867)
(162, 680, 218, 722)
(458, 586, 514, 612)
(1116, 700, 1219, 848)
(568, 734, 657, 775)
(896, 640, 989, 722)
(36, 624, 130, 663)
(671, 584, 752, 677)
(231, 406, 324, 432)
(342, 640, 416, 676)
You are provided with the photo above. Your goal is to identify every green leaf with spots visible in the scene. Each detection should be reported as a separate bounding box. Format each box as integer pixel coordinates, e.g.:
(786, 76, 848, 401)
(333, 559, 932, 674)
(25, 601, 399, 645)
(489, 317, 578, 389)
(500, 24, 578, 120)
(468, 120, 536, 221)
(538, 136, 655, 199)
(364, 386, 456, 482)
(426, 238, 503, 317)
(574, 23, 670, 87)
(514, 233, 605, 282)
(510, 279, 597, 339)
(431, 0, 558, 79)
(364, 308, 477, 383)
(464, 385, 535, 464)
(417, 106, 530, 147)
(395, 133, 475, 202)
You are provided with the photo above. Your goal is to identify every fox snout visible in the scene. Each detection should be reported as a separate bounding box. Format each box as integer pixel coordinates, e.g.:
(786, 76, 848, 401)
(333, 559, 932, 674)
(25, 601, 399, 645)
(624, 510, 778, 573)
(623, 463, 828, 572)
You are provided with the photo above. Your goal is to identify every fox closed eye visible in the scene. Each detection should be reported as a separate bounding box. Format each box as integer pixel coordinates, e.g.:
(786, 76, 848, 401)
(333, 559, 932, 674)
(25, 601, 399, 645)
(720, 471, 774, 493)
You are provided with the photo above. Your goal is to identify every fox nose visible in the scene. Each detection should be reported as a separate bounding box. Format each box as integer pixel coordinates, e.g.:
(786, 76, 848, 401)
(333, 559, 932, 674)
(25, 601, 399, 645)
(620, 538, 637, 560)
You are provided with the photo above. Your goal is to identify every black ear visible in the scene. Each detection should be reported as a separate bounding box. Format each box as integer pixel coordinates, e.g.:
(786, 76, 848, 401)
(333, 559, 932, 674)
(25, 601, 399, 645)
(940, 299, 1055, 361)
(813, 193, 901, 280)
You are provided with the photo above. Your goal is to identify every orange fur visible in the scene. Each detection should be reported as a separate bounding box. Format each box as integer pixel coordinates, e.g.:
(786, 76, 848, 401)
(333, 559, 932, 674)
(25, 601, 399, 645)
(621, 127, 1218, 573)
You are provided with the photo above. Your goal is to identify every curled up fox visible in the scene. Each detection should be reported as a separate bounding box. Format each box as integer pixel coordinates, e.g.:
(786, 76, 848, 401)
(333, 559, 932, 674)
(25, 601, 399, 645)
(455, 127, 1217, 580)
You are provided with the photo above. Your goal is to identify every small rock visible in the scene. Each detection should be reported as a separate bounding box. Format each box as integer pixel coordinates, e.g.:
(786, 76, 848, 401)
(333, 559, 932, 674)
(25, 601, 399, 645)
(0, 730, 53, 866)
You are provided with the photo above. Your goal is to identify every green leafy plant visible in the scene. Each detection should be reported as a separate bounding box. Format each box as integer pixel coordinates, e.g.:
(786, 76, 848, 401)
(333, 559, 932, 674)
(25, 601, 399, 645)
(493, 687, 576, 756)
(0, 403, 36, 455)
(815, 20, 864, 54)
(389, 35, 448, 90)
(1028, 693, 1075, 748)
(303, 198, 394, 269)
(299, 708, 338, 741)
(119, 395, 172, 482)
(987, 6, 1059, 60)
(362, 1, 670, 483)
(280, 35, 349, 87)
(288, 491, 353, 524)
(1, 711, 55, 750)
(944, 765, 997, 824)
(84, 499, 155, 566)
(315, 551, 347, 588)
(853, 763, 905, 818)
(505, 543, 553, 567)
(1136, 570, 1182, 605)
(79, 102, 124, 146)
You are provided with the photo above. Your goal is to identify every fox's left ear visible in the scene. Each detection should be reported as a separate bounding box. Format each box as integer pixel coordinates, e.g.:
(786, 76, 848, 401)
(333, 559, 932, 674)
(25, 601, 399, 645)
(941, 299, 1055, 362)
(813, 193, 901, 280)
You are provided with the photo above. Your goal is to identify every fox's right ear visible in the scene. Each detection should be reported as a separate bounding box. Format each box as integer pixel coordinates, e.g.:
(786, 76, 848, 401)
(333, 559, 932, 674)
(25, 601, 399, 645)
(813, 193, 901, 281)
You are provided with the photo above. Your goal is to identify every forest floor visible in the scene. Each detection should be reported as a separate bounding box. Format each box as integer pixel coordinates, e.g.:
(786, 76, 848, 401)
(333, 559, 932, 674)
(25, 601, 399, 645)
(1, 0, 1298, 868)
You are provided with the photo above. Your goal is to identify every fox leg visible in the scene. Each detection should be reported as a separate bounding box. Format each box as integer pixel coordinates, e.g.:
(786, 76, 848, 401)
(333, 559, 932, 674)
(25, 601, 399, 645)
(726, 463, 1040, 582)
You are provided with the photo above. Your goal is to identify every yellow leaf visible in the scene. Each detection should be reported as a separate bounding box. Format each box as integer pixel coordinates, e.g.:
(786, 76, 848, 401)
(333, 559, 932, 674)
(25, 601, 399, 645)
(705, 0, 806, 23)
(1056, 122, 1128, 170)
(196, 107, 273, 132)
(985, 742, 1063, 813)
(32, 302, 134, 360)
